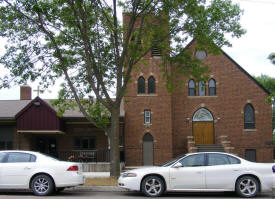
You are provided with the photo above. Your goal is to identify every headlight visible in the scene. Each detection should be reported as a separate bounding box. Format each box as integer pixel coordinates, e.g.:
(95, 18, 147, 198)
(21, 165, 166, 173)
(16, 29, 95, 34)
(122, 172, 137, 178)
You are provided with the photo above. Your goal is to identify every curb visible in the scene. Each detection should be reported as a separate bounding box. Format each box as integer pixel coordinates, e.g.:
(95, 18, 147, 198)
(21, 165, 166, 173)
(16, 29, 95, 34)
(67, 186, 128, 192)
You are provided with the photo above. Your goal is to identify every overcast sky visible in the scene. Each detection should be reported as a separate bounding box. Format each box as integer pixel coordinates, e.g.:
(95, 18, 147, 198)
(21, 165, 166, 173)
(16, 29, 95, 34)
(0, 0, 274, 100)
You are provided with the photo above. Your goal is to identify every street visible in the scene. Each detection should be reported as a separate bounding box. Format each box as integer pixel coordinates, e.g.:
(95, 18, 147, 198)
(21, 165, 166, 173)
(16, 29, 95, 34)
(0, 189, 274, 199)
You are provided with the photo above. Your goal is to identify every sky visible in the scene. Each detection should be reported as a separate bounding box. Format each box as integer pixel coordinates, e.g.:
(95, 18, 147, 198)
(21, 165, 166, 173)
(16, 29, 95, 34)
(0, 0, 274, 100)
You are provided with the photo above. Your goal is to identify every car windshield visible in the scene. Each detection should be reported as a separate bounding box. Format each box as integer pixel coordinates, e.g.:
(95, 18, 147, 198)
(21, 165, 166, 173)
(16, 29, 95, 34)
(161, 156, 185, 167)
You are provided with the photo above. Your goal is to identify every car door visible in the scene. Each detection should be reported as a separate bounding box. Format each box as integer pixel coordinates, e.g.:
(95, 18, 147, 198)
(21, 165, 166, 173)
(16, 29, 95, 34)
(1, 152, 37, 188)
(205, 153, 243, 190)
(169, 154, 206, 190)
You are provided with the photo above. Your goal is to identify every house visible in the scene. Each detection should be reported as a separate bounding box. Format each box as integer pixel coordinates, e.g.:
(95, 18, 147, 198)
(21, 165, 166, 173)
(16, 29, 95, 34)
(0, 86, 125, 164)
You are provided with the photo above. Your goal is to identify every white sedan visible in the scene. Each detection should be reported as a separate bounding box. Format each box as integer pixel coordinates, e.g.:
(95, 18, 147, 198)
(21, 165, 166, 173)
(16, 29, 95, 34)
(118, 152, 275, 198)
(0, 150, 85, 196)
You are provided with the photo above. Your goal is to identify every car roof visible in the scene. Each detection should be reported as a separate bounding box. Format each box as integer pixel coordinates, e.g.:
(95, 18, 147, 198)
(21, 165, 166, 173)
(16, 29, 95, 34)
(0, 150, 41, 155)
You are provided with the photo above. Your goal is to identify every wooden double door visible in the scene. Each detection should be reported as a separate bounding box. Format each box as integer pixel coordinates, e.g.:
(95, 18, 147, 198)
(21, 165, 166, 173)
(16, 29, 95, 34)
(193, 122, 214, 145)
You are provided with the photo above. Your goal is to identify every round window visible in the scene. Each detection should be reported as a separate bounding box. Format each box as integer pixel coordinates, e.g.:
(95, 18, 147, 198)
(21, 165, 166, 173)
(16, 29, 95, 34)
(195, 50, 207, 61)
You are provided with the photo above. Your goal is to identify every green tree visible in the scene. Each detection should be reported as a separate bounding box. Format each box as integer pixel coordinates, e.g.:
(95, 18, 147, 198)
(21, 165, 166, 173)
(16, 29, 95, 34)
(269, 53, 275, 65)
(254, 74, 275, 131)
(0, 0, 245, 176)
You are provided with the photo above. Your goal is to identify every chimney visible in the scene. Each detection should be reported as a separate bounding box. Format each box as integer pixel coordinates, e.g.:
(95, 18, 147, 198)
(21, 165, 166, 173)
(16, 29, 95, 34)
(20, 85, 32, 100)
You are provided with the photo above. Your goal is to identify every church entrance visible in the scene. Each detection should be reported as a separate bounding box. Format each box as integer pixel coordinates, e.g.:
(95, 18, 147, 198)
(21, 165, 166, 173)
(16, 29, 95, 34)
(143, 133, 153, 165)
(192, 108, 214, 145)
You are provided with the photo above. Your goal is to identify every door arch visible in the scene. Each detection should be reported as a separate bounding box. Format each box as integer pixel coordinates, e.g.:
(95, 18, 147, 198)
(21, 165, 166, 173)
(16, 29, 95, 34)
(192, 108, 214, 145)
(143, 133, 154, 165)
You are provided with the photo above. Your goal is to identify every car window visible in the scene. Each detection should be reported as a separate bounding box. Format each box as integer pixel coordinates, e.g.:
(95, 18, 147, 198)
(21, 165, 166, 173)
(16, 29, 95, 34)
(6, 152, 36, 163)
(179, 154, 205, 167)
(207, 153, 230, 166)
(227, 155, 241, 164)
(0, 152, 7, 163)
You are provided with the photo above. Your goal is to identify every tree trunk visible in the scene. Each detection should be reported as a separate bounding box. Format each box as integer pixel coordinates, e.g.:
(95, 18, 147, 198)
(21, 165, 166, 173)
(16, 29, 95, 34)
(109, 106, 121, 177)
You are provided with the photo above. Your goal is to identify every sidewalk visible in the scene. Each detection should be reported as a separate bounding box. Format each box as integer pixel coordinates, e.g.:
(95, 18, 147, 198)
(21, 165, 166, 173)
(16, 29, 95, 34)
(81, 172, 126, 191)
(83, 172, 110, 178)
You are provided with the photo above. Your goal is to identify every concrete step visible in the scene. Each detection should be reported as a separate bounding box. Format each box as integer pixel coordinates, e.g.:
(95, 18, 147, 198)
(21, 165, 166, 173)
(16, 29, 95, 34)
(196, 144, 224, 152)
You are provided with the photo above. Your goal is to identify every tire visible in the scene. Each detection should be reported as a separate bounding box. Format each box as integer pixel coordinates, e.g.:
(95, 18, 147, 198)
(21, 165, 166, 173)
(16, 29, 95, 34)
(31, 174, 54, 196)
(236, 176, 259, 198)
(141, 175, 165, 197)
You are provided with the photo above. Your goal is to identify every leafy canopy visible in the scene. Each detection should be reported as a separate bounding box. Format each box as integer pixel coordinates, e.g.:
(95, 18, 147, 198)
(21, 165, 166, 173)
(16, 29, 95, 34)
(0, 0, 245, 129)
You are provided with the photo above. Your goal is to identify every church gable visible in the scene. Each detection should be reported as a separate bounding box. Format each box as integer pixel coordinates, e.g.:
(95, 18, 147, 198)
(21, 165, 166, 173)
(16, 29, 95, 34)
(186, 40, 269, 96)
(15, 97, 63, 131)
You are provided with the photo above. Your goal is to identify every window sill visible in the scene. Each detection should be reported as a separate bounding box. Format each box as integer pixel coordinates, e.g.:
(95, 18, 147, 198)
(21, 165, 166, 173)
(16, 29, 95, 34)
(137, 94, 158, 97)
(243, 129, 257, 132)
(188, 96, 218, 98)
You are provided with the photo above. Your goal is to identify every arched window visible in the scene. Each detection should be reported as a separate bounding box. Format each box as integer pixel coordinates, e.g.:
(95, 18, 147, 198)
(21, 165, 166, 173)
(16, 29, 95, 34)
(188, 80, 196, 96)
(148, 76, 156, 94)
(138, 76, 145, 94)
(208, 79, 216, 96)
(244, 104, 255, 129)
(198, 81, 205, 96)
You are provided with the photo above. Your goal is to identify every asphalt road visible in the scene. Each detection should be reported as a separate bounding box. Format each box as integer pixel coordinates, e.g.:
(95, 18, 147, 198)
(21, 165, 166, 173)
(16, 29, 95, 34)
(0, 189, 274, 199)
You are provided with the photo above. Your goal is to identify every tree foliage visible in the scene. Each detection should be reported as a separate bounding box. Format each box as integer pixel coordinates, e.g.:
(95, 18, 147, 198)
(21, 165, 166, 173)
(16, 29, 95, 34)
(268, 53, 275, 65)
(254, 74, 275, 104)
(0, 0, 245, 176)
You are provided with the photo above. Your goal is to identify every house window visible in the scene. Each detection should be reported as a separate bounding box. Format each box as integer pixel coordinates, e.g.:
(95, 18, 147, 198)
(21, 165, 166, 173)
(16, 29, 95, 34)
(198, 81, 205, 96)
(208, 78, 216, 96)
(144, 110, 151, 124)
(138, 76, 145, 94)
(74, 137, 96, 150)
(244, 104, 255, 129)
(245, 149, 256, 162)
(148, 76, 156, 94)
(188, 80, 196, 96)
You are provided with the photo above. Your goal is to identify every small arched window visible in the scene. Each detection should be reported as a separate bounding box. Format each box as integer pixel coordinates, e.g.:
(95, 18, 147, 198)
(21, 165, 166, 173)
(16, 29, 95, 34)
(148, 76, 156, 94)
(198, 81, 205, 96)
(188, 80, 196, 96)
(208, 79, 216, 96)
(244, 104, 255, 129)
(138, 76, 145, 94)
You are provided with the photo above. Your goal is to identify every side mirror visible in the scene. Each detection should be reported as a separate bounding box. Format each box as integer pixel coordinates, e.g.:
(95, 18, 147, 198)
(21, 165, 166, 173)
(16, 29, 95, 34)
(173, 162, 183, 168)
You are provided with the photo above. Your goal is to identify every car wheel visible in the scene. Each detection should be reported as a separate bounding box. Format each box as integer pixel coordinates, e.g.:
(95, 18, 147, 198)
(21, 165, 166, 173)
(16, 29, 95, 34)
(31, 174, 54, 196)
(236, 176, 259, 198)
(141, 175, 164, 197)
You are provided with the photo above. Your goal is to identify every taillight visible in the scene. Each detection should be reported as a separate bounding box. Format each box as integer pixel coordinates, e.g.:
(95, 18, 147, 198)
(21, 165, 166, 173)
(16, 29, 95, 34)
(272, 165, 275, 173)
(67, 165, 79, 171)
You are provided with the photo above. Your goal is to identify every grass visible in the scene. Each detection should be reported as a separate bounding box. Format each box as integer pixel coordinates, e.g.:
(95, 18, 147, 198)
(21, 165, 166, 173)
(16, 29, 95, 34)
(84, 177, 118, 186)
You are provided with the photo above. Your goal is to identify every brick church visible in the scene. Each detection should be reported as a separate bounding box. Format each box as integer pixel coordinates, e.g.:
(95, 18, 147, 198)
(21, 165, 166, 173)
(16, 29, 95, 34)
(123, 38, 273, 166)
(0, 14, 273, 166)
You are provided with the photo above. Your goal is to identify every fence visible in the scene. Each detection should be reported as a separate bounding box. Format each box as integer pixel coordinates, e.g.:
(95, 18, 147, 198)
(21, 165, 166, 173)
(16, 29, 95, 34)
(57, 149, 110, 163)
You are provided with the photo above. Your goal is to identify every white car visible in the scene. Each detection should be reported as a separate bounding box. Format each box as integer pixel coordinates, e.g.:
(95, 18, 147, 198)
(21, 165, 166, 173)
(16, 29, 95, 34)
(118, 152, 275, 198)
(0, 150, 85, 196)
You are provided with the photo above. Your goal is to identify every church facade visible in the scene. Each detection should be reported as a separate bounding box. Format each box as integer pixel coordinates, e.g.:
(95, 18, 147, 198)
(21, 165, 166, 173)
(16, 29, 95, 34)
(123, 39, 273, 166)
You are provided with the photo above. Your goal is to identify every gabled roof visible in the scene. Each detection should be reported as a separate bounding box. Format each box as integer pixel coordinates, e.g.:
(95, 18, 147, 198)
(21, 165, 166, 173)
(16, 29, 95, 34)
(15, 96, 57, 119)
(0, 97, 125, 120)
(185, 39, 270, 95)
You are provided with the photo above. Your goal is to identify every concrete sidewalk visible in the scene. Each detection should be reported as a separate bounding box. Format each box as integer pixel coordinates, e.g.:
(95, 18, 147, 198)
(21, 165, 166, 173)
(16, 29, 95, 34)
(83, 172, 110, 178)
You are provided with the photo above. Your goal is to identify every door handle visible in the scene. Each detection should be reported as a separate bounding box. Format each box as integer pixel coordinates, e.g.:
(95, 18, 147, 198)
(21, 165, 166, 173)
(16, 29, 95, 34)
(24, 167, 31, 170)
(196, 171, 202, 174)
(233, 169, 239, 171)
